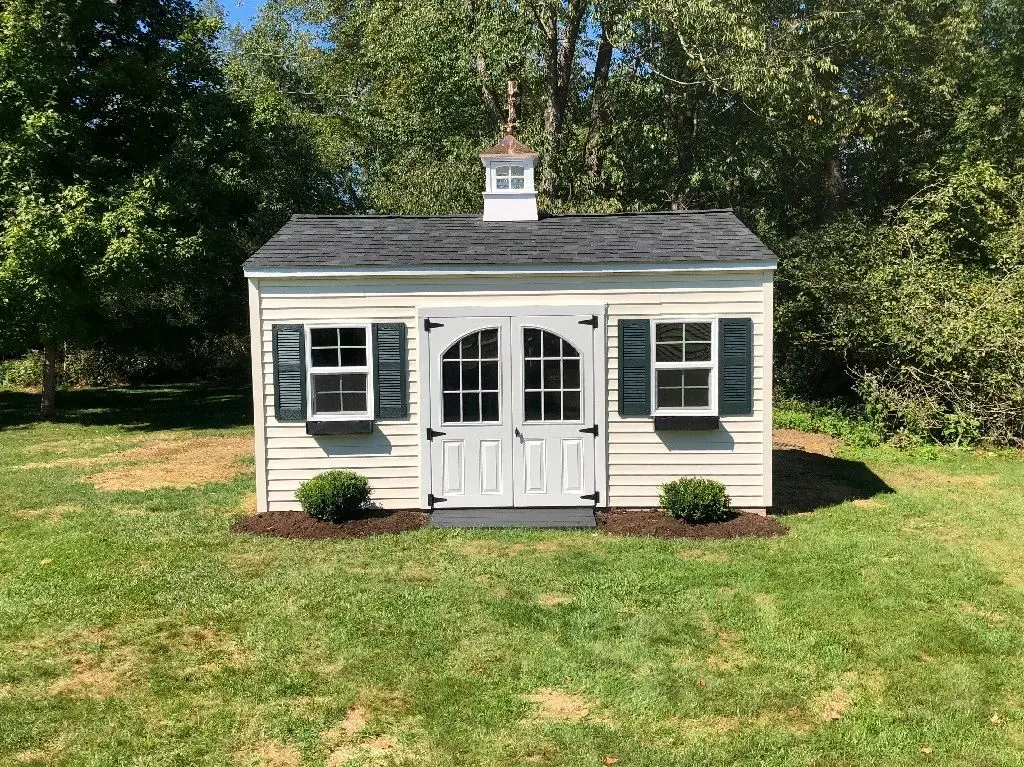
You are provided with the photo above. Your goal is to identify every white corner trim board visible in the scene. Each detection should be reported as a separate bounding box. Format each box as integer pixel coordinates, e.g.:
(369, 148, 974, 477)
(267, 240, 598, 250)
(242, 260, 778, 279)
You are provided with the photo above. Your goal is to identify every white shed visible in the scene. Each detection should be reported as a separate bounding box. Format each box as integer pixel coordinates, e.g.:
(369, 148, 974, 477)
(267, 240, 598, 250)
(244, 136, 777, 517)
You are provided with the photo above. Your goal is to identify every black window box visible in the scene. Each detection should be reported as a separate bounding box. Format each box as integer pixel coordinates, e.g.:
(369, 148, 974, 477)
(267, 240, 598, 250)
(306, 420, 374, 435)
(654, 415, 721, 431)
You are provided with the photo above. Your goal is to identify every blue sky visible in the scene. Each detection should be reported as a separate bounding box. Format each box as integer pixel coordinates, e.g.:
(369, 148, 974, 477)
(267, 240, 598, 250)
(221, 0, 265, 27)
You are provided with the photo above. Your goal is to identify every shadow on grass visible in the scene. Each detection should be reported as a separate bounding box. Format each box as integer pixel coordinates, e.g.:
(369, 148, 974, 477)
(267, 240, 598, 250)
(773, 448, 893, 515)
(0, 382, 252, 432)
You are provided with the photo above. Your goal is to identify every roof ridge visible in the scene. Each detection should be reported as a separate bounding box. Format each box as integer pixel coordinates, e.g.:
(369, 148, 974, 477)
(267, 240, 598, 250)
(290, 209, 735, 220)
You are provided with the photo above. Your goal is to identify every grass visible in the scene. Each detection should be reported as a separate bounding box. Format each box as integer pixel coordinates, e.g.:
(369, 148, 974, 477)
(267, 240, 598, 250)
(1, 386, 1023, 766)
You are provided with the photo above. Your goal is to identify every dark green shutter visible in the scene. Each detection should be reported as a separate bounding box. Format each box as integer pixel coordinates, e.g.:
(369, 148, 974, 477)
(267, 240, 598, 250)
(373, 322, 408, 420)
(272, 324, 306, 422)
(719, 318, 753, 416)
(618, 319, 651, 417)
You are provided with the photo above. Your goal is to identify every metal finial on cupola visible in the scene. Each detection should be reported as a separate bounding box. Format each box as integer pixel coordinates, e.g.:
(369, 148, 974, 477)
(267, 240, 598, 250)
(505, 79, 519, 136)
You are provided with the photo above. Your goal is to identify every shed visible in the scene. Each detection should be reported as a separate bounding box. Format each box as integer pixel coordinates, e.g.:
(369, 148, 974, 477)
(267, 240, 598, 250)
(244, 137, 777, 516)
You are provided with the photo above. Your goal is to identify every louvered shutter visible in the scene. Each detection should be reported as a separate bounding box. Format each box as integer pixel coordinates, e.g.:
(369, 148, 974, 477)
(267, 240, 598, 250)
(719, 318, 753, 416)
(618, 319, 651, 417)
(272, 324, 306, 422)
(373, 322, 408, 420)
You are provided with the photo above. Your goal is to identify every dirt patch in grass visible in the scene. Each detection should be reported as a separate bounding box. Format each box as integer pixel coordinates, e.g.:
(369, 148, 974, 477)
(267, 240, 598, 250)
(85, 436, 252, 491)
(240, 493, 258, 514)
(48, 655, 125, 699)
(231, 510, 428, 539)
(12, 504, 83, 521)
(597, 510, 786, 539)
(457, 538, 572, 557)
(813, 686, 854, 722)
(323, 706, 370, 745)
(326, 737, 406, 766)
(675, 549, 730, 562)
(235, 739, 301, 767)
(707, 630, 756, 671)
(537, 593, 573, 606)
(773, 429, 839, 456)
(525, 688, 593, 722)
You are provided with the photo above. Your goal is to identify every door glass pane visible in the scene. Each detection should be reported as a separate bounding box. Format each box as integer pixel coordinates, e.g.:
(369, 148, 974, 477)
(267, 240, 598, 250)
(441, 329, 501, 423)
(563, 391, 581, 421)
(462, 393, 480, 422)
(481, 361, 499, 390)
(481, 392, 500, 421)
(522, 328, 583, 422)
(524, 392, 542, 421)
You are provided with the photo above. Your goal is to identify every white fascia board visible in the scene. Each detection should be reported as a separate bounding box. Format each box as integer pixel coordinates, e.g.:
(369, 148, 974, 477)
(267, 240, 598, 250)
(243, 260, 778, 279)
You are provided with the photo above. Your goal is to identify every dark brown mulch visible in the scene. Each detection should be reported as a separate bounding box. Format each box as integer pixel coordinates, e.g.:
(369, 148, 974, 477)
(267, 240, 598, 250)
(596, 509, 787, 539)
(231, 510, 429, 540)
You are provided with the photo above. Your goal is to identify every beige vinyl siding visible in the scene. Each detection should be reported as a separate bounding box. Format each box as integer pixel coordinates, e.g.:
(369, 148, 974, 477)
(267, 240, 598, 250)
(255, 270, 772, 511)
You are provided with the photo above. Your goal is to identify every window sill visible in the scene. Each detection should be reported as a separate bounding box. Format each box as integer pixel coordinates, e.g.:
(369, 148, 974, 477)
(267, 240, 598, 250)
(306, 420, 374, 435)
(653, 415, 721, 431)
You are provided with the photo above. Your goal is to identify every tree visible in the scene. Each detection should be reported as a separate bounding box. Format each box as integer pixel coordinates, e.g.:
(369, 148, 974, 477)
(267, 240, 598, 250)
(0, 0, 345, 417)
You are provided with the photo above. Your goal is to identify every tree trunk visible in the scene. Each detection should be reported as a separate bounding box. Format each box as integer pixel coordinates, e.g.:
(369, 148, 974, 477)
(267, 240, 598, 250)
(533, 0, 587, 198)
(585, 19, 614, 178)
(40, 339, 58, 421)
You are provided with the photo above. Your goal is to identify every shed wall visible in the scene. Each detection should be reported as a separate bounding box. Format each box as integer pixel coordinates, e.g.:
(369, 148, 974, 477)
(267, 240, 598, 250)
(253, 271, 773, 511)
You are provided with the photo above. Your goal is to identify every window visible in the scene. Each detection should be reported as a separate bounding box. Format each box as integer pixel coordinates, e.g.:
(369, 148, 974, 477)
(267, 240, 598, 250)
(494, 164, 525, 190)
(523, 328, 581, 422)
(442, 329, 500, 423)
(653, 320, 717, 414)
(307, 326, 372, 419)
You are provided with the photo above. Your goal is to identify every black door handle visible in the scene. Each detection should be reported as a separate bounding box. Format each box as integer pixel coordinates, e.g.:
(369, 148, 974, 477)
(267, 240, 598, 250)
(514, 427, 523, 439)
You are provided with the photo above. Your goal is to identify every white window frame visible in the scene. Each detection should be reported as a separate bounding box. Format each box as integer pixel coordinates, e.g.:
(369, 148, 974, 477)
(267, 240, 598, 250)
(489, 162, 528, 192)
(305, 323, 374, 421)
(650, 317, 718, 416)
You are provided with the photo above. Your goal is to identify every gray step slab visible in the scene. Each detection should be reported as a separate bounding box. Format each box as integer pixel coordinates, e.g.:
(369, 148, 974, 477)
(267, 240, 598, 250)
(430, 507, 597, 529)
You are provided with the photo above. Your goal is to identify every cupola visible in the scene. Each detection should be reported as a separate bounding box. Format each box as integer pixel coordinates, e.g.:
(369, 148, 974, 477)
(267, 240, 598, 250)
(480, 81, 539, 221)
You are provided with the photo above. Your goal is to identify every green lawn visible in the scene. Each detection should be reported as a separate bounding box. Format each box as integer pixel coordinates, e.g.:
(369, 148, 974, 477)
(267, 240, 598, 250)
(1, 386, 1022, 766)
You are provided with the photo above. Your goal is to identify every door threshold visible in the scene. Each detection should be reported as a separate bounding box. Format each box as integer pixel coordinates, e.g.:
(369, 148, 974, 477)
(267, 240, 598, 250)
(430, 507, 597, 529)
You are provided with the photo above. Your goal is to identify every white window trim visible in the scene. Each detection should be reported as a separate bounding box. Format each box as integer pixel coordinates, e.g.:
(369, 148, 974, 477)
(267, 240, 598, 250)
(305, 323, 374, 421)
(650, 317, 718, 416)
(486, 161, 534, 193)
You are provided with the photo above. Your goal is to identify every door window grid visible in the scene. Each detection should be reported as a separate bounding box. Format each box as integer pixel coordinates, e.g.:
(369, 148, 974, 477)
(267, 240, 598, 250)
(653, 320, 716, 412)
(522, 328, 582, 422)
(441, 328, 500, 423)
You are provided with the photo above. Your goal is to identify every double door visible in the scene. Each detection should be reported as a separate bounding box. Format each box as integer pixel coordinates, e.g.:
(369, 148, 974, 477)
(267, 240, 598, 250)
(426, 313, 599, 508)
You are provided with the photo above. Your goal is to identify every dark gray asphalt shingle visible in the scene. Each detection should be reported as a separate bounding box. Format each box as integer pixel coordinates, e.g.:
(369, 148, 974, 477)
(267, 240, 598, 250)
(243, 210, 776, 270)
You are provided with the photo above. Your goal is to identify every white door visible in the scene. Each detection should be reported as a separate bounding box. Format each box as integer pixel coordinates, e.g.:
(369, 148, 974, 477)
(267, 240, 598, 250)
(426, 317, 513, 507)
(510, 316, 597, 507)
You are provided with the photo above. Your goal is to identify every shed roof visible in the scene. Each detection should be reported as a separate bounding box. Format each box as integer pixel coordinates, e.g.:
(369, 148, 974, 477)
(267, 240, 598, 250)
(243, 210, 777, 271)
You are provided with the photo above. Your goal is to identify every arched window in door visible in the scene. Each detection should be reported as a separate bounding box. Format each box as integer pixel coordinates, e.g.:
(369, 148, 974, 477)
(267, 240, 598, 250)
(522, 328, 581, 422)
(441, 328, 500, 423)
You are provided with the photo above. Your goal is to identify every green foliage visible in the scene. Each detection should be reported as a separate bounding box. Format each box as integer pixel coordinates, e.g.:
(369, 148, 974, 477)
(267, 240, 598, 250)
(660, 477, 731, 523)
(296, 470, 372, 522)
(774, 400, 883, 448)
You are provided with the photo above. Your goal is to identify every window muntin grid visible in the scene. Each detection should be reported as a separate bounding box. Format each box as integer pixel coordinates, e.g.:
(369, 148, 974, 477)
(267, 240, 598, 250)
(307, 326, 371, 418)
(652, 320, 715, 413)
(522, 328, 581, 422)
(441, 328, 500, 423)
(494, 164, 525, 190)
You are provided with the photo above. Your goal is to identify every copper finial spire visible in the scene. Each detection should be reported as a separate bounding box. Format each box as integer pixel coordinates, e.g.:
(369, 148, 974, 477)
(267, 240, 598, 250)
(505, 79, 518, 136)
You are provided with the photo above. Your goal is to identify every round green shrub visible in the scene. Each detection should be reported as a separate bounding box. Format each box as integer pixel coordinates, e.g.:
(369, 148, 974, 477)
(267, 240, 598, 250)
(296, 470, 371, 522)
(659, 477, 731, 524)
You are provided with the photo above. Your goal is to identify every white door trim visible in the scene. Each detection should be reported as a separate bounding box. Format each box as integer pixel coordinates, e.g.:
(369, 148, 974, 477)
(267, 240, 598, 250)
(417, 305, 607, 509)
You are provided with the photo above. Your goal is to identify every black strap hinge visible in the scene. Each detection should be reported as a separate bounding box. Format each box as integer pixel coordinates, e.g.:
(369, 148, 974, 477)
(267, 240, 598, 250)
(424, 319, 444, 331)
(580, 491, 600, 503)
(579, 424, 599, 437)
(579, 315, 599, 328)
(426, 427, 446, 441)
(428, 493, 447, 507)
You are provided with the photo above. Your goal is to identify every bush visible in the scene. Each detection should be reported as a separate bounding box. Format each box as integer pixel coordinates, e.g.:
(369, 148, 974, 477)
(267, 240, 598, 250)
(660, 477, 731, 523)
(296, 470, 371, 522)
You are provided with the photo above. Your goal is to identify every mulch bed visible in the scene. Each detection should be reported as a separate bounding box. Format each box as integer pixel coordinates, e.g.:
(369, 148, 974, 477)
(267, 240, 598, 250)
(231, 510, 429, 540)
(232, 508, 785, 540)
(597, 509, 787, 539)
